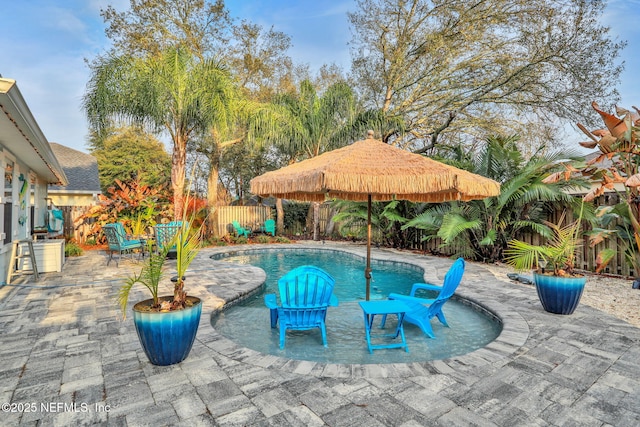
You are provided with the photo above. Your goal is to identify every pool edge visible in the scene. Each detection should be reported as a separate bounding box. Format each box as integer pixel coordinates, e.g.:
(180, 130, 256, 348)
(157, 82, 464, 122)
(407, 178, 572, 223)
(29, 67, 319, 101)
(199, 242, 530, 378)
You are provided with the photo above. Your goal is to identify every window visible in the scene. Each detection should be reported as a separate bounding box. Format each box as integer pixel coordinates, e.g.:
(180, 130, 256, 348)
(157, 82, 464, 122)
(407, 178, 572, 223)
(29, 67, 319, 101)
(4, 159, 13, 202)
(2, 158, 15, 243)
(3, 202, 11, 244)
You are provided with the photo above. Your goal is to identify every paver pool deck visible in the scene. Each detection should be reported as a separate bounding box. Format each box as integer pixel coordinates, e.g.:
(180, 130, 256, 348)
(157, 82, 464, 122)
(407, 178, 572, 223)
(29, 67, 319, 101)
(1, 241, 639, 426)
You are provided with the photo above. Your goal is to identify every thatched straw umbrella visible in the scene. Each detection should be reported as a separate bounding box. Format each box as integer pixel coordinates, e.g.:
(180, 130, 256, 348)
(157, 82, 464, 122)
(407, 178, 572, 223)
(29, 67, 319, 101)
(250, 133, 501, 300)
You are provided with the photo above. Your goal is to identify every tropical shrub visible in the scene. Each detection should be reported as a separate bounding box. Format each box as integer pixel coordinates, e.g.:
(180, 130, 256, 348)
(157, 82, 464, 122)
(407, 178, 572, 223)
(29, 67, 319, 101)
(505, 210, 584, 277)
(204, 236, 228, 247)
(403, 135, 589, 262)
(283, 202, 310, 234)
(585, 204, 639, 275)
(546, 102, 640, 276)
(332, 199, 420, 249)
(76, 179, 172, 241)
(234, 236, 249, 245)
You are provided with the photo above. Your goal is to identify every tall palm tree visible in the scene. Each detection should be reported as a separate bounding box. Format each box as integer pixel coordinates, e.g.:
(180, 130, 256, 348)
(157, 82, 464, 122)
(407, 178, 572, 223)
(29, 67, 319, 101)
(84, 47, 236, 219)
(196, 99, 279, 235)
(272, 80, 359, 157)
(264, 80, 360, 237)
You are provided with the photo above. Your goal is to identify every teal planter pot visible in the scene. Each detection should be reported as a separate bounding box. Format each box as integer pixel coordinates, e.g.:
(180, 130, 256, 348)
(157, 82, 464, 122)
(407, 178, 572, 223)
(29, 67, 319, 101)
(133, 296, 202, 366)
(533, 273, 586, 315)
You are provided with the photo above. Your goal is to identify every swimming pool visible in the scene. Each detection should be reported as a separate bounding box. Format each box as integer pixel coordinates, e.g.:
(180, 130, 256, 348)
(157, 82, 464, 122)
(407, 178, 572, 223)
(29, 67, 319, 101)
(210, 248, 502, 364)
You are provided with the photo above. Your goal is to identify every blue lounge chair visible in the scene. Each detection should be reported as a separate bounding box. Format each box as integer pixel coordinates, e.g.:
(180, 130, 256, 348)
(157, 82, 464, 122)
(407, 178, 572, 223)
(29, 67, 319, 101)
(263, 219, 276, 236)
(103, 223, 144, 266)
(232, 221, 251, 238)
(264, 265, 338, 349)
(382, 257, 465, 338)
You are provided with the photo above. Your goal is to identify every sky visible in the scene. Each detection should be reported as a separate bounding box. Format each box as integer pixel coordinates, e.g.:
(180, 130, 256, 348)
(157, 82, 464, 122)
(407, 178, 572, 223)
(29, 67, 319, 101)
(0, 0, 638, 155)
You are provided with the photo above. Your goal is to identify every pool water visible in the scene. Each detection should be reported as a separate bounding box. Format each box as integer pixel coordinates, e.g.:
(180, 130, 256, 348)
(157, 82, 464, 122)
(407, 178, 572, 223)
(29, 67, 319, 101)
(211, 248, 502, 364)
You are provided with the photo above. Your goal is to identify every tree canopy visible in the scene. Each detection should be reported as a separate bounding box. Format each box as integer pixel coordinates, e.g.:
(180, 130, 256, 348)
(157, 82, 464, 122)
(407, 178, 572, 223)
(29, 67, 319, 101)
(84, 0, 630, 253)
(348, 0, 626, 152)
(84, 47, 237, 219)
(101, 0, 232, 59)
(92, 126, 172, 192)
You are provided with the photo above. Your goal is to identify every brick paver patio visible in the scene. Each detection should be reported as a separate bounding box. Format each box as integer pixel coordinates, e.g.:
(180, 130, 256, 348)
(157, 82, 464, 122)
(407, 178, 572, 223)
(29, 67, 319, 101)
(1, 242, 638, 426)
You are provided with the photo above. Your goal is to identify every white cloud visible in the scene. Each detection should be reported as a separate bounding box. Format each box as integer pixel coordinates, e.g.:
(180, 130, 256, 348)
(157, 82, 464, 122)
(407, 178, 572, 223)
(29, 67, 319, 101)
(45, 7, 87, 35)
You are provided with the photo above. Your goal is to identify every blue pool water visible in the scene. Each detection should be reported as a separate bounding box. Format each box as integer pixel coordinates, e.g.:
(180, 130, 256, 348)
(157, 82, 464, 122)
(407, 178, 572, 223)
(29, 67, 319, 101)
(210, 248, 502, 364)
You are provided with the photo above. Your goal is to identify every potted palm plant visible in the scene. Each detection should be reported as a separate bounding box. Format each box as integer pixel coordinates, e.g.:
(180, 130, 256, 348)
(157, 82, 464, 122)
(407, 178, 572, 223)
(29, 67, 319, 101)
(117, 219, 203, 365)
(504, 210, 587, 314)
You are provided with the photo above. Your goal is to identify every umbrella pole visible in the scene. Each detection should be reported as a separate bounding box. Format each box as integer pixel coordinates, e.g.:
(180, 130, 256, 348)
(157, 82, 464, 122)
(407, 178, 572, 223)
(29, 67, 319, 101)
(365, 194, 372, 301)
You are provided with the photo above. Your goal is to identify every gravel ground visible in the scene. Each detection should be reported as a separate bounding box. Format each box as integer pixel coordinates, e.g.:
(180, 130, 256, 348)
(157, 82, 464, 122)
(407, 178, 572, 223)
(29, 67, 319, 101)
(476, 260, 640, 328)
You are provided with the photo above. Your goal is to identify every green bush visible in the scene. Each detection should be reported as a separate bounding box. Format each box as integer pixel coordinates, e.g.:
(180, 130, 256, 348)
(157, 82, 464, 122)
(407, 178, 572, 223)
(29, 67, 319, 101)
(203, 236, 227, 247)
(283, 202, 310, 232)
(274, 236, 291, 244)
(255, 235, 271, 244)
(65, 242, 84, 257)
(234, 236, 249, 245)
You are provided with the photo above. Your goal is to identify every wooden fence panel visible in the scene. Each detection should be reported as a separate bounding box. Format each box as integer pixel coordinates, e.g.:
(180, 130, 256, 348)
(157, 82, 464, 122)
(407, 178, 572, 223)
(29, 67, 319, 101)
(213, 194, 637, 277)
(217, 206, 272, 236)
(59, 206, 92, 243)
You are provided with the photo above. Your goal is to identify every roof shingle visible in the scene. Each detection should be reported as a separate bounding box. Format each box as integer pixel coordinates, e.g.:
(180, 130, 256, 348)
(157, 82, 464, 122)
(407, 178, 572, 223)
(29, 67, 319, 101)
(48, 143, 101, 193)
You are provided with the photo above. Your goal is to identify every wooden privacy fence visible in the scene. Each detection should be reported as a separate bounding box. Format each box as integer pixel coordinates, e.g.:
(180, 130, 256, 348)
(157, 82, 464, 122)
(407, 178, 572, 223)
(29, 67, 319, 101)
(575, 193, 633, 277)
(58, 206, 93, 243)
(216, 206, 273, 236)
(207, 193, 638, 277)
(216, 204, 332, 237)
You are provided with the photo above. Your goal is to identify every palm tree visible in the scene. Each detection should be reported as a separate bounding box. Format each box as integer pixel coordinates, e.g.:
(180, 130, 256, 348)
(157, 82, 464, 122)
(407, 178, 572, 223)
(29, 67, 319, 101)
(84, 47, 237, 219)
(272, 80, 358, 157)
(195, 99, 275, 235)
(331, 199, 418, 248)
(263, 80, 360, 238)
(403, 135, 590, 262)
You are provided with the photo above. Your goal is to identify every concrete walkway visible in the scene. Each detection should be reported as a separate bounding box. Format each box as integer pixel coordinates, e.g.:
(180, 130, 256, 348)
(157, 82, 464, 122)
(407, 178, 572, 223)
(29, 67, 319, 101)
(0, 242, 638, 426)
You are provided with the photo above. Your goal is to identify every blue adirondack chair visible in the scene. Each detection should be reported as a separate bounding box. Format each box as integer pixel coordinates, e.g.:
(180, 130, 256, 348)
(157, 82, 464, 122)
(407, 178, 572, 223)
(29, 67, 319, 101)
(103, 223, 143, 266)
(232, 221, 251, 237)
(382, 257, 465, 338)
(264, 265, 339, 349)
(154, 221, 184, 254)
(263, 219, 276, 236)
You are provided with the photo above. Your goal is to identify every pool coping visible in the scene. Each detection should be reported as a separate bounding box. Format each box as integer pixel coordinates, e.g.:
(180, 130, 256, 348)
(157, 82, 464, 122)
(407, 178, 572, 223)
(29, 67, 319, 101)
(196, 242, 529, 378)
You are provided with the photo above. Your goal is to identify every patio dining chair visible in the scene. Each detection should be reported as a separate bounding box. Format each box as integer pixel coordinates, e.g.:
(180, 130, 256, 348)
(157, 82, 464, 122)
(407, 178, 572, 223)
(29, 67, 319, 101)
(382, 257, 465, 338)
(103, 223, 144, 266)
(154, 221, 184, 256)
(264, 265, 339, 349)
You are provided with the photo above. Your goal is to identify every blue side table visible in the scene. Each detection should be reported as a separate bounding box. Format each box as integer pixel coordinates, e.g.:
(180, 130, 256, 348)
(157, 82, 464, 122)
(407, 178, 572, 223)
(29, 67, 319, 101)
(358, 300, 410, 354)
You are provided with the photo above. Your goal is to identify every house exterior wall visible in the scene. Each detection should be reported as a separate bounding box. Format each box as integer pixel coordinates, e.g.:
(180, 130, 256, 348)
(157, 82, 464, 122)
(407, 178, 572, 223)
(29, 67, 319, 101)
(0, 76, 67, 282)
(0, 147, 51, 280)
(48, 192, 98, 207)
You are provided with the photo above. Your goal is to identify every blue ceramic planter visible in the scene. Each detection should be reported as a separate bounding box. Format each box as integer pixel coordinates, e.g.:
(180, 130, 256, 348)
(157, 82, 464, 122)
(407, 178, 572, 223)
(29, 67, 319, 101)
(133, 296, 202, 365)
(533, 273, 586, 315)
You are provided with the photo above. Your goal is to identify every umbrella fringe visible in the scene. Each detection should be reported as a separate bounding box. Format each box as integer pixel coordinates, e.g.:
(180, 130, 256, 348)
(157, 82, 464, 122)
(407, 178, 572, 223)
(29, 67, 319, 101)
(250, 137, 501, 203)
